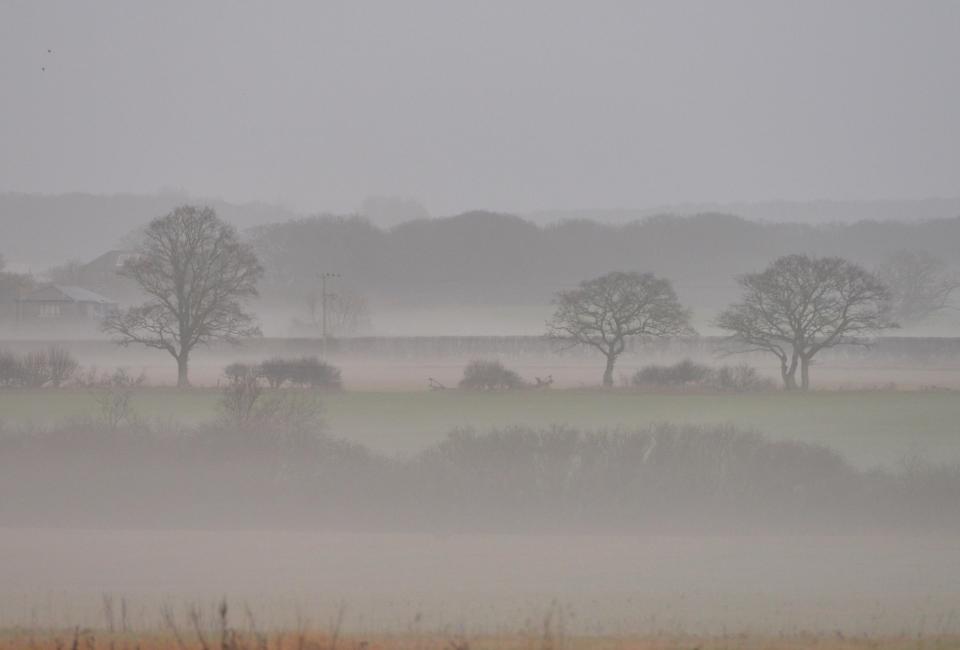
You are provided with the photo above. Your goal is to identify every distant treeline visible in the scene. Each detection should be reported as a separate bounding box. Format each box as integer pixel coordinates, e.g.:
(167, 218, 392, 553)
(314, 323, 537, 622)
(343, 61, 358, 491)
(3, 336, 960, 364)
(5, 192, 960, 273)
(2, 420, 956, 533)
(251, 212, 960, 308)
(5, 195, 960, 314)
(0, 192, 299, 267)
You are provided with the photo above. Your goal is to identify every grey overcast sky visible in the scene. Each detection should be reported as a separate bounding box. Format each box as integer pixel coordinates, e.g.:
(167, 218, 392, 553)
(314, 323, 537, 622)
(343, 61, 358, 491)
(1, 0, 959, 215)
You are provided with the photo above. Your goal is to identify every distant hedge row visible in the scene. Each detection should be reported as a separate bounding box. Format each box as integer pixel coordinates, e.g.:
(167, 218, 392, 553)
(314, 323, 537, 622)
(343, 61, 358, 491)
(224, 356, 342, 389)
(3, 420, 958, 533)
(0, 345, 79, 388)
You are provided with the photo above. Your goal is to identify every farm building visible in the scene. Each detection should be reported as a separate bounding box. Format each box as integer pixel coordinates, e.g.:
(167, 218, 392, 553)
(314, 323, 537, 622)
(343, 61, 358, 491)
(79, 250, 136, 285)
(16, 284, 118, 322)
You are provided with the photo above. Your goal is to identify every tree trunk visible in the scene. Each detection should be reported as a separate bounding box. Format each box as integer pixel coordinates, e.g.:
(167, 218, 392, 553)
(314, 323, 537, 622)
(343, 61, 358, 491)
(602, 353, 616, 388)
(781, 369, 797, 390)
(176, 354, 190, 388)
(780, 354, 799, 390)
(800, 356, 811, 390)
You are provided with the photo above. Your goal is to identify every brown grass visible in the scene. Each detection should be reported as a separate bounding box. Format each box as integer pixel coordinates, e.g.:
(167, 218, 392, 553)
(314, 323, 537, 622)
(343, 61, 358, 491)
(2, 596, 957, 650)
(3, 629, 960, 650)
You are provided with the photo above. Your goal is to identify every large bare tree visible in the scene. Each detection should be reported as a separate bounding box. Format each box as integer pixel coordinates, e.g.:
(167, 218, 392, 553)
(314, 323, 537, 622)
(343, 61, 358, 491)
(547, 271, 692, 387)
(876, 249, 959, 324)
(716, 254, 895, 390)
(103, 206, 263, 387)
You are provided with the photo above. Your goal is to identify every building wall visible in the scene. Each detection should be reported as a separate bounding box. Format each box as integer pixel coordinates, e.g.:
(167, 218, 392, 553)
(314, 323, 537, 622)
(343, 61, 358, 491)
(16, 300, 115, 321)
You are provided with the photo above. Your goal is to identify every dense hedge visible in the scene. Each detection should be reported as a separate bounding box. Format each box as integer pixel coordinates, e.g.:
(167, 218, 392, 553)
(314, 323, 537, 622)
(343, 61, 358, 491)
(2, 420, 957, 533)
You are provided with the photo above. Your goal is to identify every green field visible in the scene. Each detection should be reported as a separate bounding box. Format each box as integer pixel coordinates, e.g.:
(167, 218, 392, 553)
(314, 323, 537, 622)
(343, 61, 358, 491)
(1, 387, 958, 468)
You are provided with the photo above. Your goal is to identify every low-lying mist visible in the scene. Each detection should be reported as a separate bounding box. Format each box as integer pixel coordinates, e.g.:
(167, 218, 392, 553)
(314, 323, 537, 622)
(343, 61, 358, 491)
(3, 409, 957, 533)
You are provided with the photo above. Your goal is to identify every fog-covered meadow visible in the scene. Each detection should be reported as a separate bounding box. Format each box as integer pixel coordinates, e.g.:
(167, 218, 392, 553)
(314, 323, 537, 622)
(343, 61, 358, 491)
(4, 1, 960, 646)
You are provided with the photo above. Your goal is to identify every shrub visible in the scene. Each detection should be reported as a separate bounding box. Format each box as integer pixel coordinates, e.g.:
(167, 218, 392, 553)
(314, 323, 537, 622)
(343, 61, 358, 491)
(0, 346, 79, 388)
(253, 390, 326, 442)
(257, 357, 289, 388)
(46, 345, 79, 387)
(88, 368, 146, 431)
(20, 350, 53, 388)
(286, 356, 342, 389)
(223, 361, 258, 383)
(631, 359, 712, 386)
(219, 367, 264, 427)
(218, 363, 327, 448)
(459, 359, 526, 390)
(247, 356, 342, 390)
(0, 349, 24, 387)
(631, 359, 774, 392)
(714, 363, 777, 392)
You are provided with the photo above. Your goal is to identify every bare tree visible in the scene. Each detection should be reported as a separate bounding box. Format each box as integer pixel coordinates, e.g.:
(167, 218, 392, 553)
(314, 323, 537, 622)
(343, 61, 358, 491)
(88, 368, 145, 431)
(103, 206, 263, 387)
(46, 345, 79, 387)
(875, 249, 959, 324)
(305, 287, 370, 336)
(218, 365, 265, 429)
(716, 254, 895, 390)
(547, 271, 692, 387)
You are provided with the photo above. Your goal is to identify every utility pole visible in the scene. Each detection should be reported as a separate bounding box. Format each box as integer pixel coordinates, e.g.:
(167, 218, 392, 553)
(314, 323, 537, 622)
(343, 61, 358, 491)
(318, 272, 340, 359)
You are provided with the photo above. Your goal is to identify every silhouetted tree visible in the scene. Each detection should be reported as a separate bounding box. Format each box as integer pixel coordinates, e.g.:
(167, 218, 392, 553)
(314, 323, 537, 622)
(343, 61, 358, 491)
(716, 255, 895, 390)
(876, 249, 959, 324)
(103, 206, 263, 387)
(304, 287, 370, 336)
(547, 271, 692, 387)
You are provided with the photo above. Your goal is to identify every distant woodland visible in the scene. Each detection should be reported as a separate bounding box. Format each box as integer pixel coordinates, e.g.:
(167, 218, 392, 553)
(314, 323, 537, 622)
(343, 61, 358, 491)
(3, 193, 960, 318)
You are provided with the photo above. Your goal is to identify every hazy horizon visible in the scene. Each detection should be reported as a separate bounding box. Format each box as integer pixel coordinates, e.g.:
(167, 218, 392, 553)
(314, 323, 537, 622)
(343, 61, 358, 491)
(3, 3, 960, 642)
(3, 1, 959, 215)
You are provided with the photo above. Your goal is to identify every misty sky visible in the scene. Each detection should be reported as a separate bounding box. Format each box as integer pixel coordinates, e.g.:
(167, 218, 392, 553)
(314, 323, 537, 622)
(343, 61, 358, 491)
(2, 1, 959, 215)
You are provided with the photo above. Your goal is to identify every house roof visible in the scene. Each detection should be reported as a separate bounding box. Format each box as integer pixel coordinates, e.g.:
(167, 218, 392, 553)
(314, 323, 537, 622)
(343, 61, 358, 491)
(82, 250, 136, 273)
(20, 284, 117, 304)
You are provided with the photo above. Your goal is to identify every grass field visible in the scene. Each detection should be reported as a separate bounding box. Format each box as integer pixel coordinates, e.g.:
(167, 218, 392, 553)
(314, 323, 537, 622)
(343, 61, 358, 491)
(1, 388, 958, 468)
(3, 529, 959, 638)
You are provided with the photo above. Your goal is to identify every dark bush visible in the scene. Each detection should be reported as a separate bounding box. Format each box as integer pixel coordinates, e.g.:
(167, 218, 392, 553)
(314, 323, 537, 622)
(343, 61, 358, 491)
(714, 363, 777, 392)
(286, 356, 342, 389)
(20, 350, 53, 388)
(223, 362, 258, 383)
(631, 359, 712, 386)
(250, 356, 342, 389)
(219, 366, 264, 427)
(0, 346, 79, 388)
(257, 357, 289, 388)
(631, 359, 774, 392)
(46, 345, 80, 387)
(0, 349, 24, 387)
(459, 359, 526, 390)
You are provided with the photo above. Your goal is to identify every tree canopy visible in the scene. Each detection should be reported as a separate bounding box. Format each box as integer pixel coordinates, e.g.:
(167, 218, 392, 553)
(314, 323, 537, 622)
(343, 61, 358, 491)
(876, 249, 959, 324)
(547, 271, 692, 387)
(103, 206, 263, 387)
(716, 254, 895, 390)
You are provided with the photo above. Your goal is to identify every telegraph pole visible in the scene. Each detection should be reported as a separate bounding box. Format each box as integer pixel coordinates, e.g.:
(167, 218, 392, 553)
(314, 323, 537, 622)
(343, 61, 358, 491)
(318, 272, 340, 359)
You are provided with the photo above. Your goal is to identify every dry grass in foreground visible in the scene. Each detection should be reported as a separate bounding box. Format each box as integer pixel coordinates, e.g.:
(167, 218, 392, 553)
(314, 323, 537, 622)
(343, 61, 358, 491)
(3, 629, 960, 650)
(3, 600, 958, 650)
